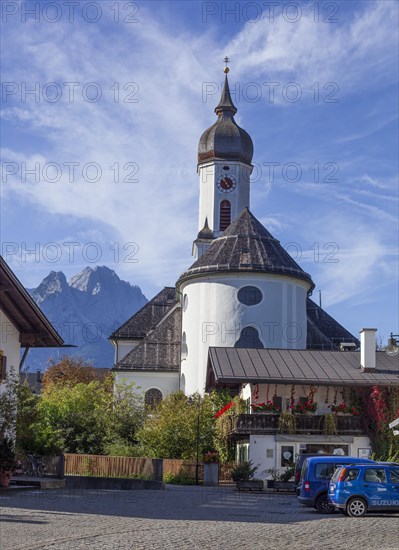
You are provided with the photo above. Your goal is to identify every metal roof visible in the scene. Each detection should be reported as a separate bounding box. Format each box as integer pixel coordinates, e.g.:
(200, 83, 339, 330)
(0, 256, 64, 347)
(207, 347, 399, 388)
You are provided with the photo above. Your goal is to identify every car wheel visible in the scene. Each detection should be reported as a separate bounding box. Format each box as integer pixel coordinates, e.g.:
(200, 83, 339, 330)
(346, 497, 367, 517)
(315, 494, 335, 514)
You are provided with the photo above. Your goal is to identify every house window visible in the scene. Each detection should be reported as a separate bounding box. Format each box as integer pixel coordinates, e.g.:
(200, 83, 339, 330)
(234, 327, 264, 349)
(0, 353, 7, 382)
(273, 396, 282, 411)
(281, 445, 294, 467)
(219, 200, 231, 231)
(237, 286, 262, 306)
(145, 388, 162, 408)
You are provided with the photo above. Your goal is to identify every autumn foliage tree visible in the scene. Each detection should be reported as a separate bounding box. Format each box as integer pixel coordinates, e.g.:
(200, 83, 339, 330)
(42, 356, 106, 388)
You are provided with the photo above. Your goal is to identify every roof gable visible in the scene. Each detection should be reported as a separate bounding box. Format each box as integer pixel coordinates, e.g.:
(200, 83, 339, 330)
(110, 287, 177, 340)
(115, 307, 181, 371)
(0, 256, 64, 347)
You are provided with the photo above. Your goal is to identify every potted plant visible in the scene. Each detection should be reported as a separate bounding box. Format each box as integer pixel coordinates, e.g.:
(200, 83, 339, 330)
(274, 463, 296, 491)
(278, 411, 296, 434)
(203, 451, 219, 486)
(230, 460, 263, 491)
(0, 437, 17, 487)
(266, 467, 279, 488)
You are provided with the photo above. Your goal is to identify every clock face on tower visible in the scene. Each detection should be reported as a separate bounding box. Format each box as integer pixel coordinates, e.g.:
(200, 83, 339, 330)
(217, 175, 236, 193)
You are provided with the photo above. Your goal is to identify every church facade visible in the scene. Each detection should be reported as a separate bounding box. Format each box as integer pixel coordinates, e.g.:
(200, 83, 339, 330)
(111, 67, 398, 475)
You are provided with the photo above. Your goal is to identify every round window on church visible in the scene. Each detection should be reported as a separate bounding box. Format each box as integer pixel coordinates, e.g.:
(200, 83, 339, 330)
(183, 294, 188, 312)
(237, 286, 262, 306)
(145, 388, 162, 409)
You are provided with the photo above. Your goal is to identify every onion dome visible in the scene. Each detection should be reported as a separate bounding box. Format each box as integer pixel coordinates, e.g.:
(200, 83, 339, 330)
(198, 72, 254, 166)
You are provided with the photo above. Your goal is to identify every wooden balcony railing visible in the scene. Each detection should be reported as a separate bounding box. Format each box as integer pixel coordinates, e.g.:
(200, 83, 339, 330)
(229, 413, 364, 436)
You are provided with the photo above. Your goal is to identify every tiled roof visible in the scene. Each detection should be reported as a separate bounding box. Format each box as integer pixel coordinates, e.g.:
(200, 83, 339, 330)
(178, 209, 314, 289)
(115, 308, 181, 371)
(207, 347, 399, 388)
(110, 287, 177, 340)
(306, 298, 359, 350)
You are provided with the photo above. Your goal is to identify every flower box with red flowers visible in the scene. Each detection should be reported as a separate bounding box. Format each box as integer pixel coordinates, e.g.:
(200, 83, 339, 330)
(290, 401, 318, 414)
(329, 403, 360, 415)
(250, 401, 281, 413)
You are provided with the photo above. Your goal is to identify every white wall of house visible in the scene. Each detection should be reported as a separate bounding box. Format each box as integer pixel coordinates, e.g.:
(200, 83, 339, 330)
(180, 273, 310, 395)
(241, 434, 371, 480)
(0, 310, 20, 388)
(114, 370, 179, 400)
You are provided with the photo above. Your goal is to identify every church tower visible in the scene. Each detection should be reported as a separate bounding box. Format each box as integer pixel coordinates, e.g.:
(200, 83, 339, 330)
(193, 60, 254, 259)
(179, 61, 314, 396)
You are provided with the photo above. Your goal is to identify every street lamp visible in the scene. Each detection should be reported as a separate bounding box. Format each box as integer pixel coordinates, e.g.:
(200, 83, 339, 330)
(188, 395, 201, 485)
(384, 333, 399, 356)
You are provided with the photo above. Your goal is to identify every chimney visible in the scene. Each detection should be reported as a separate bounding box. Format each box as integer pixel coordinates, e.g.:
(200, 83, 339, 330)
(36, 369, 41, 383)
(360, 328, 377, 372)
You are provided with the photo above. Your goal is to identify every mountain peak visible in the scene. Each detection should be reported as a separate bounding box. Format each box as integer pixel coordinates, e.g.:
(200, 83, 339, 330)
(69, 265, 120, 294)
(32, 270, 69, 305)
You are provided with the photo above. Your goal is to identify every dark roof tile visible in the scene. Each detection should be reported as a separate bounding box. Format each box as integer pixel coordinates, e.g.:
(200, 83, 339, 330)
(110, 287, 177, 340)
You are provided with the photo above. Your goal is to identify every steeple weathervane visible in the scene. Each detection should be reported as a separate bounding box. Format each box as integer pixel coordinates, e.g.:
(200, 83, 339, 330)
(223, 56, 230, 74)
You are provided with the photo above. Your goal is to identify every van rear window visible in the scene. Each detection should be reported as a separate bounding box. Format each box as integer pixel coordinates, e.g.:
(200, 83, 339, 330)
(314, 463, 335, 480)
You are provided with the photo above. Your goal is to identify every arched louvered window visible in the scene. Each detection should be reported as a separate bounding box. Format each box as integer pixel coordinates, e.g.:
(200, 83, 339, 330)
(235, 326, 264, 349)
(219, 200, 231, 231)
(145, 388, 162, 408)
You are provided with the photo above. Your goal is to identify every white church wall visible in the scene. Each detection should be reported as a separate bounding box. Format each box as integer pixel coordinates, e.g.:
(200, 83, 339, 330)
(180, 272, 309, 395)
(0, 310, 21, 389)
(114, 370, 179, 400)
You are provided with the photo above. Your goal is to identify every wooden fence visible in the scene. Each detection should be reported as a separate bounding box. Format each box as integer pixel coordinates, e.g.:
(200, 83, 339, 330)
(64, 454, 234, 483)
(64, 454, 156, 478)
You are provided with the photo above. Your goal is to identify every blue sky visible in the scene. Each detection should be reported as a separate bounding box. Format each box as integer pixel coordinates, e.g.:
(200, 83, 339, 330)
(1, 0, 398, 343)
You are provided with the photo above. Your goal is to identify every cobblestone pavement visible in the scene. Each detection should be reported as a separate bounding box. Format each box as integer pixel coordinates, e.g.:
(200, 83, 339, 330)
(1, 485, 398, 550)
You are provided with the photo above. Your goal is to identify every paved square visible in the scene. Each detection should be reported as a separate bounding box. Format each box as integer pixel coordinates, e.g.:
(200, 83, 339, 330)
(1, 486, 398, 549)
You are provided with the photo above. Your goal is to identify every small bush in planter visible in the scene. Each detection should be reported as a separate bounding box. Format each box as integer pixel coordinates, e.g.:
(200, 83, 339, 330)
(279, 463, 295, 482)
(0, 437, 17, 486)
(230, 461, 258, 482)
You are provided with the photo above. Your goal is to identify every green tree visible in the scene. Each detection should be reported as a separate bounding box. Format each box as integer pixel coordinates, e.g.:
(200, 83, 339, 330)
(19, 376, 145, 456)
(137, 391, 217, 459)
(0, 368, 19, 439)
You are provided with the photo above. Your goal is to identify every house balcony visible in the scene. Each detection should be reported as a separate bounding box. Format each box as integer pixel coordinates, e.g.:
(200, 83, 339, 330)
(228, 413, 365, 438)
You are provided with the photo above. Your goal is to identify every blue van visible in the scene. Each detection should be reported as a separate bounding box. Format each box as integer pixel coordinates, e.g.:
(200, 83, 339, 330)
(298, 456, 375, 513)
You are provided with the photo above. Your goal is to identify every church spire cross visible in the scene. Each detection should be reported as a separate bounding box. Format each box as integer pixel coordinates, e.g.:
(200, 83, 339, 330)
(215, 59, 237, 115)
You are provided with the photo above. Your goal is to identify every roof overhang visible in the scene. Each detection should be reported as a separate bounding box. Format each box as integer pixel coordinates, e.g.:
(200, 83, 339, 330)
(206, 347, 399, 390)
(0, 257, 64, 347)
